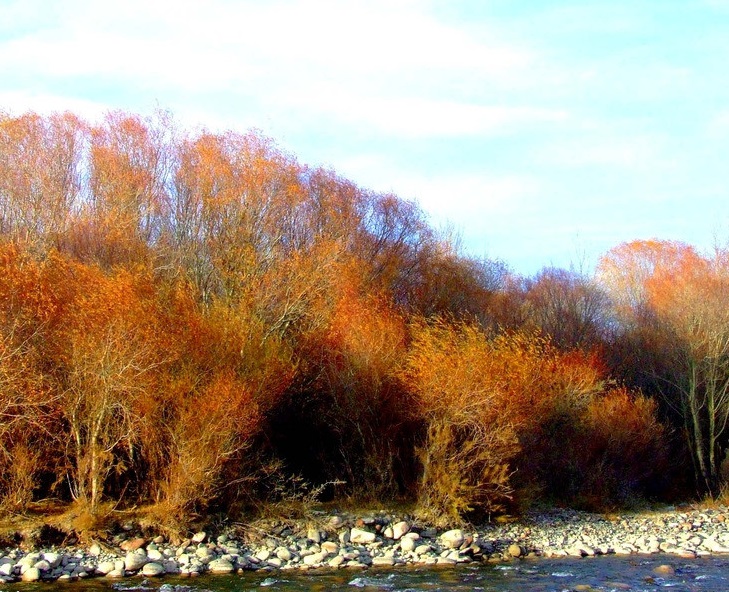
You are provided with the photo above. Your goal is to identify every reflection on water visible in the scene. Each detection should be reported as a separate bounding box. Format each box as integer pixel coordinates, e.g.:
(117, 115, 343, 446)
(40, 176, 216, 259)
(8, 555, 729, 592)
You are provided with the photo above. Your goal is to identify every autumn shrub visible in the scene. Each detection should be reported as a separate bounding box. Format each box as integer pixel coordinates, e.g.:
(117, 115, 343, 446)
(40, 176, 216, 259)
(151, 293, 295, 518)
(580, 388, 669, 506)
(275, 287, 412, 498)
(513, 358, 671, 510)
(0, 246, 65, 510)
(401, 320, 535, 524)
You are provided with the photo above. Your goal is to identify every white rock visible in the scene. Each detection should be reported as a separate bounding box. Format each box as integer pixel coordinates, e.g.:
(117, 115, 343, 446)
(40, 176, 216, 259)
(400, 537, 415, 553)
(96, 561, 116, 575)
(34, 559, 51, 572)
(372, 556, 395, 566)
(303, 551, 326, 566)
(124, 552, 148, 572)
(147, 548, 163, 561)
(328, 555, 345, 568)
(275, 547, 292, 561)
(414, 544, 432, 556)
(0, 563, 12, 577)
(22, 567, 41, 582)
(89, 544, 102, 557)
(392, 521, 410, 540)
(307, 528, 321, 543)
(321, 541, 339, 554)
(142, 562, 165, 577)
(208, 558, 234, 574)
(42, 552, 62, 568)
(441, 529, 465, 549)
(329, 516, 344, 528)
(106, 568, 126, 578)
(255, 549, 271, 561)
(191, 532, 207, 544)
(350, 528, 376, 544)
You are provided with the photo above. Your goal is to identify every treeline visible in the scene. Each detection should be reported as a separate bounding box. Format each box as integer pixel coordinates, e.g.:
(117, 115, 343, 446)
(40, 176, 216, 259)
(0, 109, 722, 526)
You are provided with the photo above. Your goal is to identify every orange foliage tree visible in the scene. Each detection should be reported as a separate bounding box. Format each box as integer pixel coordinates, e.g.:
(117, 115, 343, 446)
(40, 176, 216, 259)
(599, 239, 729, 495)
(0, 112, 84, 252)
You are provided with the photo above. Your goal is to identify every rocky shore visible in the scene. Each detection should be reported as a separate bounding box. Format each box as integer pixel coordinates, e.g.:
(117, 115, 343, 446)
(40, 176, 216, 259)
(1, 506, 728, 584)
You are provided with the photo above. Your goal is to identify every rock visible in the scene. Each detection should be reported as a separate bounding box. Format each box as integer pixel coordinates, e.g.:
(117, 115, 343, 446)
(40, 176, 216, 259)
(195, 546, 214, 561)
(414, 544, 432, 556)
(400, 537, 415, 553)
(654, 564, 675, 575)
(42, 552, 62, 568)
(303, 551, 327, 566)
(328, 555, 345, 568)
(124, 551, 148, 572)
(147, 548, 163, 562)
(508, 544, 523, 558)
(142, 562, 165, 577)
(275, 547, 292, 561)
(191, 531, 207, 544)
(383, 527, 394, 539)
(0, 563, 12, 577)
(208, 558, 234, 574)
(307, 528, 321, 543)
(321, 541, 339, 554)
(33, 559, 51, 572)
(106, 568, 126, 578)
(441, 529, 465, 549)
(372, 556, 395, 566)
(255, 549, 271, 561)
(120, 537, 146, 551)
(350, 528, 376, 544)
(21, 567, 40, 582)
(329, 516, 344, 528)
(436, 557, 457, 565)
(96, 561, 116, 575)
(392, 521, 410, 540)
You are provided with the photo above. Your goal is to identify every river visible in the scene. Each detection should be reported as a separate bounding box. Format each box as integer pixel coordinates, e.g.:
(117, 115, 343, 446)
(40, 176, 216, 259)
(6, 555, 729, 592)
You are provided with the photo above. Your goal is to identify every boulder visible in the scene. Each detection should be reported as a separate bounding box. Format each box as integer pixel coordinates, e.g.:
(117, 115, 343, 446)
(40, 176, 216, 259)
(441, 529, 465, 549)
(120, 537, 146, 552)
(350, 528, 376, 544)
(21, 567, 40, 582)
(191, 532, 207, 544)
(124, 551, 148, 572)
(142, 562, 165, 577)
(208, 558, 234, 574)
(392, 521, 410, 540)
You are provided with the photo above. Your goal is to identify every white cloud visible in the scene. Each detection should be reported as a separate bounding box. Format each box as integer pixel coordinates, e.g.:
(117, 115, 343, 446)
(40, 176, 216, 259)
(537, 133, 663, 168)
(0, 90, 109, 120)
(0, 0, 532, 89)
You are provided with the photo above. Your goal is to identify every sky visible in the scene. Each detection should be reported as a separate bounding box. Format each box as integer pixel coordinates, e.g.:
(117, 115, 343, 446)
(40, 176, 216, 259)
(1, 0, 729, 275)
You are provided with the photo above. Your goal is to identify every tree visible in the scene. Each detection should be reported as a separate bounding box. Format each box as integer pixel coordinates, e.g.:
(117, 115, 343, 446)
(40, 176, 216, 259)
(599, 240, 729, 495)
(0, 112, 84, 252)
(523, 267, 610, 350)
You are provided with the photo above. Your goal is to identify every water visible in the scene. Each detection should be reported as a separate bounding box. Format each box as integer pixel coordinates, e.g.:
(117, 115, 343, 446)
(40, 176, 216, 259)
(8, 556, 729, 592)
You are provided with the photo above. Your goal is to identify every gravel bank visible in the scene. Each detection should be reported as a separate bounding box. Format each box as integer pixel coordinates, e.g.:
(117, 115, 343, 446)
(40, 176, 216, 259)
(1, 506, 727, 583)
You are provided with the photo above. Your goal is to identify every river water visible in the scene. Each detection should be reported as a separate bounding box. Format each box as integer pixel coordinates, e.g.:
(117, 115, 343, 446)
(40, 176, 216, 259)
(8, 556, 729, 592)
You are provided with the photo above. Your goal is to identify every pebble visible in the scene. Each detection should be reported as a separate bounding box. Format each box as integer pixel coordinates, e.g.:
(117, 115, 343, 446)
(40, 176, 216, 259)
(1, 506, 728, 585)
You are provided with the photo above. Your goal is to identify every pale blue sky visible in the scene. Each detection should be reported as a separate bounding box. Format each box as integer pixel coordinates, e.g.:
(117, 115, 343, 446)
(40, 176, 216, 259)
(2, 0, 728, 274)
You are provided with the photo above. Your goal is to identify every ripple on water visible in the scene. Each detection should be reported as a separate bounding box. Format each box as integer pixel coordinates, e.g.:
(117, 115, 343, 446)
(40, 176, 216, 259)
(349, 573, 397, 588)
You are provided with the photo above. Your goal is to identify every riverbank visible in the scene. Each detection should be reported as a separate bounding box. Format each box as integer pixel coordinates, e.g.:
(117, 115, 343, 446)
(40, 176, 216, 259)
(1, 506, 728, 583)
